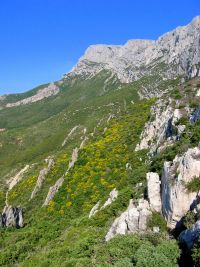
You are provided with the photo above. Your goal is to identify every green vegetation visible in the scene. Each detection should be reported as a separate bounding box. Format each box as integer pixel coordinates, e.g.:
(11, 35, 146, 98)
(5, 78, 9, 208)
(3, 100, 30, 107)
(185, 177, 200, 193)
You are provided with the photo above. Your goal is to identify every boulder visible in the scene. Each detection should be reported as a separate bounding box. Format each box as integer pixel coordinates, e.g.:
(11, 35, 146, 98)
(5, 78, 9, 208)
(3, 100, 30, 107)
(1, 206, 23, 228)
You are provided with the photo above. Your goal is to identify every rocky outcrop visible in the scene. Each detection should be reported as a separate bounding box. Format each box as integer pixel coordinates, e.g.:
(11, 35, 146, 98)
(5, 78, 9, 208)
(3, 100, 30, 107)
(1, 206, 23, 228)
(7, 165, 30, 191)
(44, 134, 88, 206)
(89, 201, 101, 218)
(146, 172, 161, 212)
(135, 99, 185, 154)
(62, 126, 80, 147)
(30, 157, 54, 200)
(179, 220, 200, 249)
(6, 83, 59, 108)
(89, 188, 119, 218)
(161, 147, 200, 228)
(43, 177, 64, 206)
(65, 17, 200, 93)
(105, 199, 151, 241)
(101, 188, 118, 209)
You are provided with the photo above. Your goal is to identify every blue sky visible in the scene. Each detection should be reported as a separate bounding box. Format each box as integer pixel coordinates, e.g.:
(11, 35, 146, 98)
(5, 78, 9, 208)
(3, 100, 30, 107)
(0, 0, 199, 94)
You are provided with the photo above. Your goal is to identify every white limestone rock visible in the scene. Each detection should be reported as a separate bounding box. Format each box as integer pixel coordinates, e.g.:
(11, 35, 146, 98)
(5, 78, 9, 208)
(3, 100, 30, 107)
(135, 99, 186, 154)
(146, 172, 161, 212)
(105, 199, 151, 241)
(161, 147, 200, 228)
(101, 188, 118, 209)
(65, 17, 200, 93)
(30, 158, 54, 199)
(7, 165, 29, 191)
(89, 201, 100, 218)
(6, 83, 59, 108)
(43, 177, 64, 206)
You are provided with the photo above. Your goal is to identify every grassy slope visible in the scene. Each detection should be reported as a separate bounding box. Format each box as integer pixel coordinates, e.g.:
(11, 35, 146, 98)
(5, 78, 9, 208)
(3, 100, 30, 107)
(0, 72, 187, 266)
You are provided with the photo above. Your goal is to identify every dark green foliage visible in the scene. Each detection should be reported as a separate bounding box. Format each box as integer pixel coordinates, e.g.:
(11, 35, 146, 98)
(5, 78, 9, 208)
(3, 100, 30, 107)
(185, 177, 200, 193)
(147, 211, 167, 232)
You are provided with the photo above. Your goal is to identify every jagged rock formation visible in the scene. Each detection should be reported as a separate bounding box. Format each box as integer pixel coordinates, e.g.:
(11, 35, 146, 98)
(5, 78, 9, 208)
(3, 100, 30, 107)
(6, 83, 59, 108)
(146, 172, 161, 212)
(105, 199, 151, 241)
(0, 206, 23, 228)
(179, 220, 200, 249)
(65, 17, 200, 93)
(135, 99, 186, 154)
(161, 147, 200, 228)
(30, 157, 54, 199)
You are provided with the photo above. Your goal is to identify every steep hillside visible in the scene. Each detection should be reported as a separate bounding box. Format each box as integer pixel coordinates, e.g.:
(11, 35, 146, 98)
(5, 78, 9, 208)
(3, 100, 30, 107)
(0, 17, 200, 267)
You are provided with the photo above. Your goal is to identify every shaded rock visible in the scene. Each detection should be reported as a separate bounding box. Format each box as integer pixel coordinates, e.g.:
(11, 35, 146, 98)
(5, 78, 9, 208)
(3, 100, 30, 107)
(190, 105, 200, 123)
(1, 206, 23, 228)
(179, 220, 200, 249)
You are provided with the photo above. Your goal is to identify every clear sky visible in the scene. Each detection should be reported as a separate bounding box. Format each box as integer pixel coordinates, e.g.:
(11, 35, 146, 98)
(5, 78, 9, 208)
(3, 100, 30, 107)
(0, 0, 199, 94)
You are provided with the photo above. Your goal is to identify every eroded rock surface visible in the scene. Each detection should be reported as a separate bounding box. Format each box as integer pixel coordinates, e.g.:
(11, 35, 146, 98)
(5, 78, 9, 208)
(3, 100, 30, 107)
(105, 199, 151, 241)
(6, 83, 59, 108)
(135, 99, 185, 154)
(43, 177, 64, 206)
(146, 172, 161, 212)
(30, 157, 54, 199)
(1, 206, 23, 228)
(65, 17, 200, 96)
(161, 147, 200, 228)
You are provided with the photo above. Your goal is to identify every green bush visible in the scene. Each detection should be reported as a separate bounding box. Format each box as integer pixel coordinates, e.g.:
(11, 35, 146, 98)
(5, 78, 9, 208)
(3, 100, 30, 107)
(147, 212, 167, 232)
(185, 178, 200, 193)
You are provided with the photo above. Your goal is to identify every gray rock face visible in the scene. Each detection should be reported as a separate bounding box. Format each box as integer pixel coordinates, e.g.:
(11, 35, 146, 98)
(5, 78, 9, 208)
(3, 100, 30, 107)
(135, 99, 186, 154)
(6, 83, 59, 108)
(1, 206, 23, 228)
(179, 220, 200, 249)
(146, 172, 161, 212)
(161, 147, 200, 228)
(105, 199, 151, 241)
(66, 17, 200, 89)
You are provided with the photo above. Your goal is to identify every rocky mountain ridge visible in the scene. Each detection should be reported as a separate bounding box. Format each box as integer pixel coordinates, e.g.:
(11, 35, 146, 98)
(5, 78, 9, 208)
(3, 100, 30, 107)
(66, 16, 200, 87)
